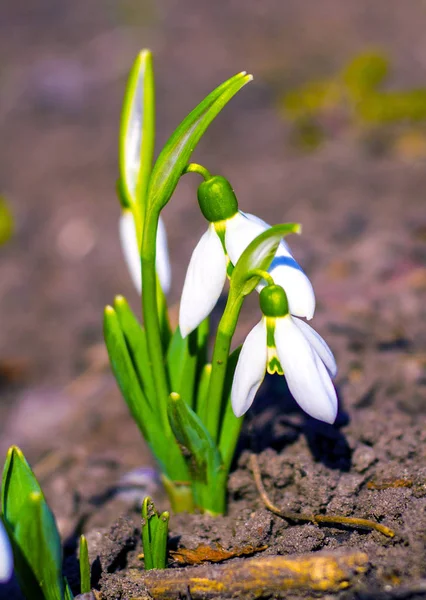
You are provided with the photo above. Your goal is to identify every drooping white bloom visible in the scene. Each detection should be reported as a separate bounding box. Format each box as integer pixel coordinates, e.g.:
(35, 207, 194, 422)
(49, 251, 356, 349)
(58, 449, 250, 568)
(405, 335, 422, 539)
(179, 211, 315, 338)
(119, 210, 171, 294)
(231, 314, 338, 424)
(0, 520, 13, 583)
(226, 212, 315, 318)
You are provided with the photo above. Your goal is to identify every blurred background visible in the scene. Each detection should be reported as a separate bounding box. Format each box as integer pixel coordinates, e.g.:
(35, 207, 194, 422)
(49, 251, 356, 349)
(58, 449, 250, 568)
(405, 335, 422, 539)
(0, 0, 425, 536)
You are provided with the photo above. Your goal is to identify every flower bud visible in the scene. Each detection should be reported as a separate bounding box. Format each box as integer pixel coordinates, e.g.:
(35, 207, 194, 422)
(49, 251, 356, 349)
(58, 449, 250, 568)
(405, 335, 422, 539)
(197, 176, 239, 222)
(259, 284, 289, 317)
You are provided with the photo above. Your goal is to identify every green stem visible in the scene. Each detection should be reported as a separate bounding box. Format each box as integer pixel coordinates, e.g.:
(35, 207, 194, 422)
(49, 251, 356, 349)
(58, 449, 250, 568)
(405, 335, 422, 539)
(141, 207, 170, 429)
(247, 269, 275, 286)
(182, 163, 212, 181)
(161, 476, 194, 513)
(205, 292, 243, 442)
(141, 207, 191, 492)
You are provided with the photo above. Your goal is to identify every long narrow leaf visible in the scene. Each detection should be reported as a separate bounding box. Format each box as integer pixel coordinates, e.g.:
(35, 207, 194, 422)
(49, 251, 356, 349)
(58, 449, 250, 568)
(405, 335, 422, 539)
(79, 535, 91, 594)
(152, 512, 169, 570)
(196, 363, 212, 424)
(167, 393, 222, 484)
(104, 306, 189, 482)
(147, 71, 252, 212)
(64, 579, 74, 600)
(2, 447, 64, 600)
(113, 295, 156, 407)
(104, 306, 154, 442)
(218, 347, 244, 474)
(166, 319, 209, 409)
(141, 497, 155, 570)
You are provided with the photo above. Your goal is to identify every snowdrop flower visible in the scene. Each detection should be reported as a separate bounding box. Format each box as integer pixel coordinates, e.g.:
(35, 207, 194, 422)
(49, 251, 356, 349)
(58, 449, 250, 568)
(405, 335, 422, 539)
(179, 176, 315, 338)
(0, 520, 13, 583)
(119, 209, 171, 294)
(232, 284, 338, 424)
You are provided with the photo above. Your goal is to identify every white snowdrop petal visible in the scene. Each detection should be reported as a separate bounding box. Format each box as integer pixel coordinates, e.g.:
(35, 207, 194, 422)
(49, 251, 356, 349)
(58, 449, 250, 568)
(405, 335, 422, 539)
(156, 216, 172, 294)
(119, 210, 142, 293)
(179, 225, 227, 338)
(245, 212, 292, 255)
(125, 66, 144, 198)
(231, 319, 268, 417)
(226, 212, 315, 319)
(292, 317, 337, 377)
(0, 520, 13, 583)
(265, 245, 316, 320)
(120, 212, 172, 295)
(225, 211, 267, 266)
(274, 316, 338, 424)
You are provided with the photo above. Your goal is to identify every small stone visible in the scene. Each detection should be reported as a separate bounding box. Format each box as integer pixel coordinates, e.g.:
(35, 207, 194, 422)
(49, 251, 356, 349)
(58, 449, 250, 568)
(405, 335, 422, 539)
(352, 444, 376, 473)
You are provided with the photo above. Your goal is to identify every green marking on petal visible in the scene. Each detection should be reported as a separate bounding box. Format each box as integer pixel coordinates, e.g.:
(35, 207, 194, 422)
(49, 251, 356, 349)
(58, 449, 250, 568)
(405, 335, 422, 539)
(266, 317, 275, 348)
(267, 353, 283, 376)
(266, 318, 283, 375)
(213, 220, 226, 246)
(226, 260, 234, 278)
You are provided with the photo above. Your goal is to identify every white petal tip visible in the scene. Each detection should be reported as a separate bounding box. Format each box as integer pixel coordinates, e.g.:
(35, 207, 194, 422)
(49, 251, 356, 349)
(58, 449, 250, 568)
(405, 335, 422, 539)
(317, 404, 338, 425)
(0, 522, 13, 583)
(178, 324, 191, 339)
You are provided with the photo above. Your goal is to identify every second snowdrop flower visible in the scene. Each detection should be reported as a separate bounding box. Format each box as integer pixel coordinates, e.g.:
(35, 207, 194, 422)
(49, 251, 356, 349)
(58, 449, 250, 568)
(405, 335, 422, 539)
(231, 284, 338, 424)
(179, 176, 315, 337)
(119, 209, 171, 294)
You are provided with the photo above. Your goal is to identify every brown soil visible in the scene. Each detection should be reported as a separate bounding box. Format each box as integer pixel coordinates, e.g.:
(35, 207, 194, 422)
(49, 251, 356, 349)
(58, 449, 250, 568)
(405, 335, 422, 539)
(1, 1, 426, 599)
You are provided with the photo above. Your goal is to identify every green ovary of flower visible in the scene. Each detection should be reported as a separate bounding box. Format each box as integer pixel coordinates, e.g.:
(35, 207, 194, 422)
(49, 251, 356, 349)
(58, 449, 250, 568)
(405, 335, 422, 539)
(197, 176, 239, 222)
(259, 284, 289, 317)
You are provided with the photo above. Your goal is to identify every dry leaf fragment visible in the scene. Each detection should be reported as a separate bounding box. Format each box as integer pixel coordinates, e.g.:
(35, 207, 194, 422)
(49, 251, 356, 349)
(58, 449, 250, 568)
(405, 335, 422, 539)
(170, 543, 267, 565)
(367, 479, 413, 490)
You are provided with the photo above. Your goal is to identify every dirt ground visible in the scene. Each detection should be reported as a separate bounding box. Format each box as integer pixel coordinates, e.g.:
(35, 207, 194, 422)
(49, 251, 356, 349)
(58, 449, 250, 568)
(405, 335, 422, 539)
(1, 1, 426, 599)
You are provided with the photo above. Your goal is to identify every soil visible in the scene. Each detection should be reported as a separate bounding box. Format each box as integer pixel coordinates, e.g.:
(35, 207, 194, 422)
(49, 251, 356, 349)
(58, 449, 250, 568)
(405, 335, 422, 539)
(1, 1, 426, 599)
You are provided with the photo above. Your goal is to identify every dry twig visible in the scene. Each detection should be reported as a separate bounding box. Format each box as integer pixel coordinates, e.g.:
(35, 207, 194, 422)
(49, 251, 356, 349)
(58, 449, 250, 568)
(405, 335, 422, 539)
(130, 551, 369, 598)
(249, 453, 395, 538)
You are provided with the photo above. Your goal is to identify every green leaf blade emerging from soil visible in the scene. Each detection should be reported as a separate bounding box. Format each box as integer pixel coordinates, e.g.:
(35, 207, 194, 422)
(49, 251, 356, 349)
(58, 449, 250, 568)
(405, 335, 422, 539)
(1, 446, 65, 600)
(103, 305, 190, 483)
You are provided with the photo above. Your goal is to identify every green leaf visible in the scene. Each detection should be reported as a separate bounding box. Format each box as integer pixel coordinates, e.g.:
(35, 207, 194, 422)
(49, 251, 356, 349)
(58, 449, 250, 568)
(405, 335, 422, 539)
(79, 535, 91, 594)
(195, 363, 212, 423)
(166, 326, 187, 391)
(152, 511, 169, 570)
(230, 223, 301, 299)
(141, 497, 155, 570)
(147, 71, 252, 212)
(104, 306, 190, 482)
(119, 49, 155, 210)
(2, 446, 65, 600)
(167, 393, 222, 484)
(0, 197, 14, 245)
(218, 346, 243, 475)
(64, 579, 74, 600)
(113, 295, 156, 407)
(166, 319, 209, 409)
(141, 497, 169, 570)
(104, 305, 154, 442)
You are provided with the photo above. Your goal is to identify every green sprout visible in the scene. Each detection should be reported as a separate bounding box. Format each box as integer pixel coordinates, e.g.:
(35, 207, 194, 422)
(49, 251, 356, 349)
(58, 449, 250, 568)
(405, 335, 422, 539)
(141, 497, 169, 570)
(79, 535, 91, 594)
